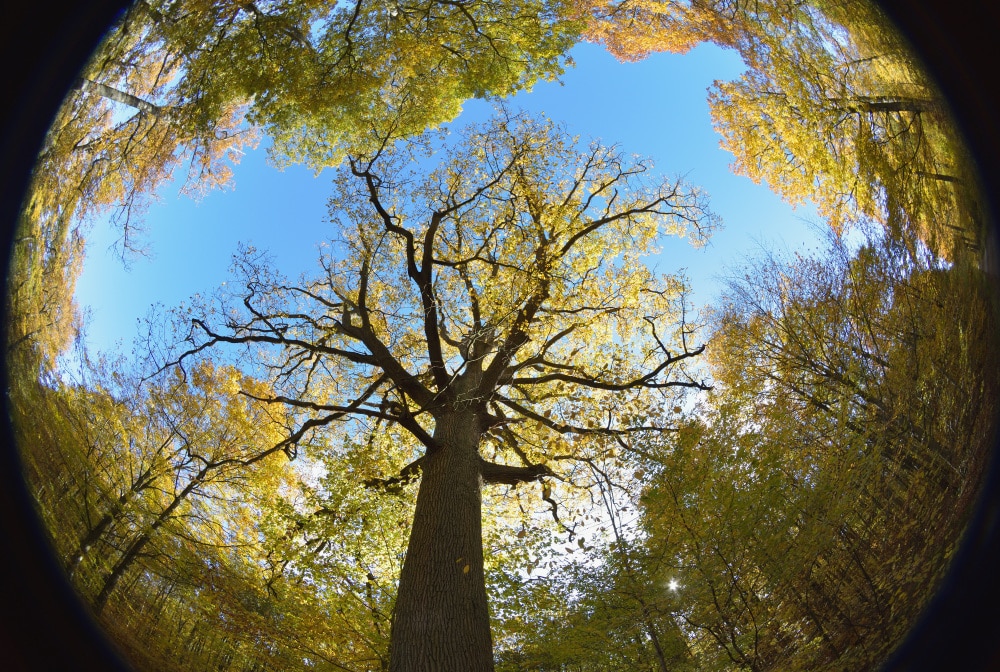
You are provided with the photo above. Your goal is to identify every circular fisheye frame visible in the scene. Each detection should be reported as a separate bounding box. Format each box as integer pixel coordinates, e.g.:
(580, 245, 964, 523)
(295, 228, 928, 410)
(1, 2, 998, 671)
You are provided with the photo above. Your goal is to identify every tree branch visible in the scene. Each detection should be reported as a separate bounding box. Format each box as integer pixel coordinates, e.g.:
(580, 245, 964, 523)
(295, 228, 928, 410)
(364, 455, 427, 491)
(510, 345, 708, 391)
(479, 459, 552, 486)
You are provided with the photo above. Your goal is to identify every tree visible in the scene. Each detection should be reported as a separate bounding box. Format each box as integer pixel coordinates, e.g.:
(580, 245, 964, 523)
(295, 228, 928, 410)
(10, 340, 388, 669)
(709, 224, 995, 501)
(7, 5, 256, 371)
(78, 0, 583, 172)
(572, 0, 707, 61)
(159, 110, 716, 670)
(493, 441, 694, 672)
(686, 225, 998, 668)
(87, 360, 294, 613)
(577, 0, 981, 258)
(705, 1, 977, 253)
(500, 218, 997, 671)
(9, 0, 584, 373)
(15, 348, 294, 616)
(37, 0, 584, 222)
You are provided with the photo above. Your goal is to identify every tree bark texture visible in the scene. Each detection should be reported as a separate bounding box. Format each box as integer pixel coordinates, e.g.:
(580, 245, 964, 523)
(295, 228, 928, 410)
(389, 411, 494, 672)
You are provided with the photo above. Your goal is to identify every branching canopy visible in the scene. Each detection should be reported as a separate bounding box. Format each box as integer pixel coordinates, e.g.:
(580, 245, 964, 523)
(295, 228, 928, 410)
(166, 110, 716, 486)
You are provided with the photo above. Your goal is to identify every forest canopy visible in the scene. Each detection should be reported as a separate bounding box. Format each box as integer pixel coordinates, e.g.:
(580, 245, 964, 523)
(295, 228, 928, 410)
(5, 1, 996, 671)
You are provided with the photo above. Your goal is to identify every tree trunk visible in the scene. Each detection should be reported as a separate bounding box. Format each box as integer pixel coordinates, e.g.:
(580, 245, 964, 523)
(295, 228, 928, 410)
(643, 611, 671, 672)
(66, 510, 114, 578)
(75, 78, 162, 116)
(93, 526, 153, 613)
(828, 95, 933, 115)
(94, 471, 204, 613)
(68, 465, 157, 577)
(389, 411, 494, 672)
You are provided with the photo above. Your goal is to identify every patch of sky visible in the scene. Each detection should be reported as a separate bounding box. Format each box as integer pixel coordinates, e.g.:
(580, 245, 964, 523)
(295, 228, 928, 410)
(73, 40, 828, 363)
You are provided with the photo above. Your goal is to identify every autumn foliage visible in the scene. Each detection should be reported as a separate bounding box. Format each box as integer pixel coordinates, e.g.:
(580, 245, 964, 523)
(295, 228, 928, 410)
(6, 1, 996, 671)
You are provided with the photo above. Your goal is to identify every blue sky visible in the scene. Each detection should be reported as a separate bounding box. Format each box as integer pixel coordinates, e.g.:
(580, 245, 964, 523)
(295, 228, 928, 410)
(74, 41, 823, 356)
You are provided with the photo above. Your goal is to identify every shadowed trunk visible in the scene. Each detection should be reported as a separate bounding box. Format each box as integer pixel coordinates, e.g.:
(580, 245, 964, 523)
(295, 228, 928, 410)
(94, 468, 205, 614)
(389, 410, 493, 672)
(67, 509, 115, 579)
(67, 463, 159, 578)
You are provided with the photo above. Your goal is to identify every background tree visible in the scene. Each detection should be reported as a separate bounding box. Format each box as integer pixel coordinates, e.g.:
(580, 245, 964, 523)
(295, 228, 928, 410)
(705, 0, 978, 257)
(12, 333, 416, 670)
(8, 0, 584, 376)
(577, 0, 981, 259)
(493, 438, 694, 672)
(159, 110, 716, 670)
(709, 223, 995, 504)
(498, 224, 997, 671)
(661, 223, 994, 670)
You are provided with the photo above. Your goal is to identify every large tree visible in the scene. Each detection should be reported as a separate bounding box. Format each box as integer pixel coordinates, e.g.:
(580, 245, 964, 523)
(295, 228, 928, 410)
(159, 110, 715, 670)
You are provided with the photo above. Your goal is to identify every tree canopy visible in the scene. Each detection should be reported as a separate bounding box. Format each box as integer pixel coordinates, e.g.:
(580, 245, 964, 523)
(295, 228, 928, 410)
(580, 0, 983, 257)
(497, 224, 996, 671)
(8, 0, 583, 371)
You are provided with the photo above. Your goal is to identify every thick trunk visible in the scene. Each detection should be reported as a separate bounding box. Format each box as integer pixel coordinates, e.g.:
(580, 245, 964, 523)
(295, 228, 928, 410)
(389, 412, 493, 672)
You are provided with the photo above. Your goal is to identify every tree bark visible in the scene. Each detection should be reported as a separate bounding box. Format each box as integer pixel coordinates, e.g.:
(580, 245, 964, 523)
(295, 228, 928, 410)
(75, 77, 162, 116)
(389, 411, 494, 672)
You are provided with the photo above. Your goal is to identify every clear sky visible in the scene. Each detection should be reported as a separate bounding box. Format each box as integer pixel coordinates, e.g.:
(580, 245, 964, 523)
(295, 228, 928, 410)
(73, 41, 823, 357)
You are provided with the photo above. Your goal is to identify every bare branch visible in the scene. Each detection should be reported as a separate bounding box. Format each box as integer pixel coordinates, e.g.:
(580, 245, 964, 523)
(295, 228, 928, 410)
(510, 345, 708, 391)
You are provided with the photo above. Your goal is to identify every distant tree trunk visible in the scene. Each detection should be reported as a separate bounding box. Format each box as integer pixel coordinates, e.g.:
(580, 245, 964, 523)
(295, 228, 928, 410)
(94, 470, 205, 613)
(67, 464, 157, 578)
(75, 77, 163, 116)
(66, 510, 115, 578)
(93, 526, 154, 614)
(389, 411, 494, 672)
(832, 95, 933, 115)
(643, 614, 671, 672)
